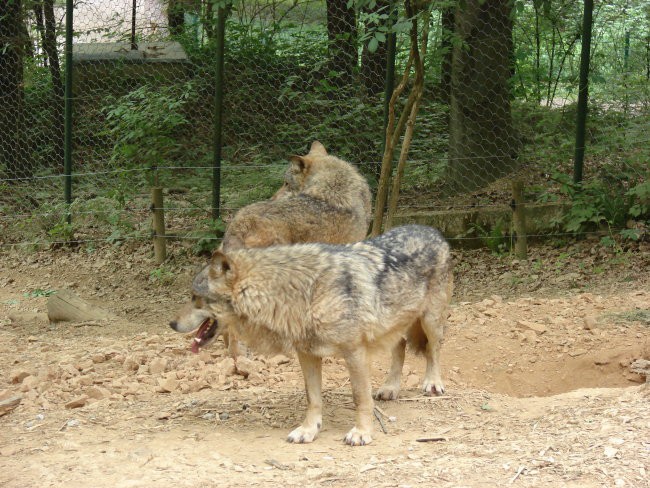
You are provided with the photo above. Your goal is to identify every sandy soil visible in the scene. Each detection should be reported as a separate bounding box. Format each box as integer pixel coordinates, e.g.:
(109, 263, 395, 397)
(1, 238, 649, 487)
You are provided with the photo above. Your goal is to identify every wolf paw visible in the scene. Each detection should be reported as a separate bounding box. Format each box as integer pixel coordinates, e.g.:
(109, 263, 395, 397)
(287, 425, 319, 444)
(423, 381, 445, 396)
(374, 385, 400, 401)
(344, 427, 373, 446)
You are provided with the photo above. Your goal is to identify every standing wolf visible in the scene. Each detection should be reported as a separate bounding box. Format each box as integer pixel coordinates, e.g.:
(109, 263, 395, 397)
(170, 225, 453, 446)
(221, 141, 372, 252)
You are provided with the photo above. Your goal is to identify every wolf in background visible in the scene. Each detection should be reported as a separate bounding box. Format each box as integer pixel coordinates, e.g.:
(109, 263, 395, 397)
(170, 225, 453, 446)
(221, 140, 372, 252)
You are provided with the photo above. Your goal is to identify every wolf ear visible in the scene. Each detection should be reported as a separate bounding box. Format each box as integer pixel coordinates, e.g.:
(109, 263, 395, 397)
(191, 265, 211, 297)
(309, 140, 327, 156)
(210, 250, 232, 277)
(289, 155, 310, 172)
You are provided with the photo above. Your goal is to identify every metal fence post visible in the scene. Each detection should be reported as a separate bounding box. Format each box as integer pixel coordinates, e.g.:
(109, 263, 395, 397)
(211, 5, 227, 221)
(573, 0, 594, 184)
(64, 0, 73, 223)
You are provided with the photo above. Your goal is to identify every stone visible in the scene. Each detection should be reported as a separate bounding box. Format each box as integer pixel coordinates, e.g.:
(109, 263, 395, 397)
(157, 376, 178, 393)
(516, 320, 547, 335)
(149, 357, 168, 375)
(86, 386, 111, 400)
(10, 370, 31, 384)
(65, 395, 88, 409)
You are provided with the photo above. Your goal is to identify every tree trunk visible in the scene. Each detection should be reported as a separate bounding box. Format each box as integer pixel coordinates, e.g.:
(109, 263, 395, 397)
(438, 6, 454, 104)
(43, 0, 65, 172)
(361, 0, 389, 96)
(326, 0, 357, 86)
(0, 0, 29, 180)
(447, 0, 519, 193)
(168, 0, 185, 36)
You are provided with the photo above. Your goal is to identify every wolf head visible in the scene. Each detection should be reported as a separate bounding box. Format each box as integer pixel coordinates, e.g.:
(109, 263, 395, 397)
(272, 140, 328, 200)
(169, 251, 237, 349)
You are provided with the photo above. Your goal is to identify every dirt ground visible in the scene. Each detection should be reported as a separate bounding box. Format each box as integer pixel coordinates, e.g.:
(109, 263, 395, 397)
(1, 238, 649, 488)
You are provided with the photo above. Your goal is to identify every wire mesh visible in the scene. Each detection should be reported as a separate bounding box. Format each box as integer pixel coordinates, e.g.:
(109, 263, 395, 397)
(0, 0, 648, 250)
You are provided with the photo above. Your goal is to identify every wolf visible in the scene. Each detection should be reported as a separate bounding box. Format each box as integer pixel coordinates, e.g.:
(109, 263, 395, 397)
(221, 141, 372, 252)
(170, 225, 453, 446)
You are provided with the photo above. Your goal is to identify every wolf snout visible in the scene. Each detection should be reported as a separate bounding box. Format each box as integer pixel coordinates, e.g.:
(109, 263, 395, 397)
(169, 320, 179, 331)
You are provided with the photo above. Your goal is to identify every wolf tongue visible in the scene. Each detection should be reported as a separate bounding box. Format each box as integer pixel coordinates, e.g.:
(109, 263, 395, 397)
(191, 318, 213, 354)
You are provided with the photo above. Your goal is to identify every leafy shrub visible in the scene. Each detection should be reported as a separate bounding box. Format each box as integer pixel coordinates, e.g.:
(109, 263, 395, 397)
(102, 82, 194, 176)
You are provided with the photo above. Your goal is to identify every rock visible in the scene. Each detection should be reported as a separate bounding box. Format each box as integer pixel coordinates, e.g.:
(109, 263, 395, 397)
(157, 375, 178, 393)
(19, 375, 41, 392)
(269, 355, 291, 367)
(86, 386, 111, 400)
(10, 370, 31, 384)
(521, 330, 538, 343)
(0, 395, 22, 417)
(149, 357, 168, 375)
(91, 353, 107, 364)
(123, 354, 145, 371)
(65, 395, 88, 409)
(583, 316, 598, 330)
(219, 357, 236, 376)
(236, 357, 261, 377)
(516, 320, 547, 335)
(568, 348, 588, 357)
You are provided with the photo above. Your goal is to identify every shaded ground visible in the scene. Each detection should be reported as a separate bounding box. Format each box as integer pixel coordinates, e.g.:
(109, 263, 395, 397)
(1, 238, 649, 487)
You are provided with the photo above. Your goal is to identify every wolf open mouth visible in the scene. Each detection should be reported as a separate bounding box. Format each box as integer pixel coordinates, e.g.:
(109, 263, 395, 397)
(191, 318, 218, 353)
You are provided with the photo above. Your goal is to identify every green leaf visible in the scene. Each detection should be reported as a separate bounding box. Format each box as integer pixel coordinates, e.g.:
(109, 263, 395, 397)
(368, 37, 379, 53)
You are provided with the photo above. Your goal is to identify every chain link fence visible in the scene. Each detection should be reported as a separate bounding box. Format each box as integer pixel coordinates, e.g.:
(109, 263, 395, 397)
(1, 0, 648, 252)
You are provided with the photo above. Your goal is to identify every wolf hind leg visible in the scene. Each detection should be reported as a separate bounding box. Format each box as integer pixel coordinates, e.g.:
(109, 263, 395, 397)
(420, 295, 450, 396)
(374, 338, 406, 401)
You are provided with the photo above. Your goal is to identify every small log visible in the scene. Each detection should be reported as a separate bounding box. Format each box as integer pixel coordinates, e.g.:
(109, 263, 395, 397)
(47, 289, 115, 323)
(0, 395, 22, 417)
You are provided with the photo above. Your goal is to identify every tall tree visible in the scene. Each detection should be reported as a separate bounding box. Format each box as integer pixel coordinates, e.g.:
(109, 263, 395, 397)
(42, 0, 65, 171)
(438, 5, 454, 104)
(361, 0, 390, 96)
(326, 0, 358, 86)
(0, 0, 29, 179)
(447, 0, 519, 192)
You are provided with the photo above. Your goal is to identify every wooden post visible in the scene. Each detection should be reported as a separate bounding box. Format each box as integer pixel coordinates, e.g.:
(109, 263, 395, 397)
(511, 180, 527, 259)
(151, 187, 166, 264)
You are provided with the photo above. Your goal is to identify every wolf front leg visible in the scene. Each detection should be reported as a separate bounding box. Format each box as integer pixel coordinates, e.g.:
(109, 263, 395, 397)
(343, 347, 374, 446)
(287, 352, 322, 444)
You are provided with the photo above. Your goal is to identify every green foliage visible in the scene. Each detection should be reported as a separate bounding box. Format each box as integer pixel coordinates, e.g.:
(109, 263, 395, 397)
(551, 173, 647, 239)
(470, 220, 512, 255)
(73, 197, 137, 245)
(24, 289, 57, 298)
(186, 217, 226, 256)
(149, 266, 176, 286)
(17, 201, 75, 245)
(102, 82, 194, 173)
(626, 181, 650, 219)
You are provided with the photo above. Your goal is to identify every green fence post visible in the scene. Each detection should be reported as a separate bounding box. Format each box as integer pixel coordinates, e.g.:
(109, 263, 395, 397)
(211, 5, 227, 221)
(64, 0, 73, 223)
(573, 0, 594, 184)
